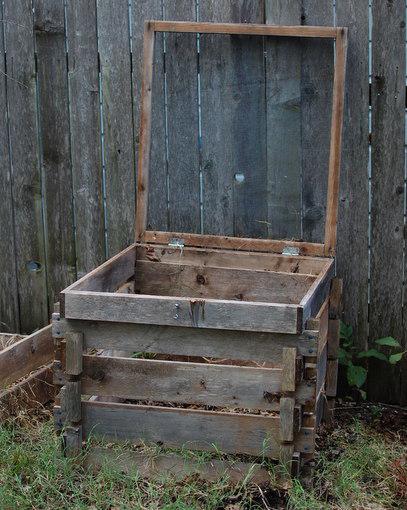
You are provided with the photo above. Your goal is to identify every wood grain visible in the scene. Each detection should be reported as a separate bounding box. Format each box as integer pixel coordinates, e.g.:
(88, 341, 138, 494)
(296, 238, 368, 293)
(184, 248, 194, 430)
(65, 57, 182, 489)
(58, 318, 318, 363)
(0, 1, 19, 332)
(3, 0, 48, 332)
(265, 0, 302, 239)
(65, 0, 105, 275)
(369, 0, 405, 403)
(97, 0, 135, 257)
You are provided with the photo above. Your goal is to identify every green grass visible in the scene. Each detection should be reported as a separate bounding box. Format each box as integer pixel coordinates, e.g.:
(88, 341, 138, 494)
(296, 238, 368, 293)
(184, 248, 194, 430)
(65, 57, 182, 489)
(0, 415, 405, 509)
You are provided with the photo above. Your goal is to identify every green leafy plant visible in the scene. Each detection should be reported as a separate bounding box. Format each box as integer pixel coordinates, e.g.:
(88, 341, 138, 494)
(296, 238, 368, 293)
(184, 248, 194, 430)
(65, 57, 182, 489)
(338, 322, 406, 399)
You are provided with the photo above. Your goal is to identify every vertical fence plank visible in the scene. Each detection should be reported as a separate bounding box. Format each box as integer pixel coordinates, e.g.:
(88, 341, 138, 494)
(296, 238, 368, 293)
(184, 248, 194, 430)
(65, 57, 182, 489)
(199, 0, 266, 238)
(4, 0, 48, 333)
(265, 0, 302, 240)
(369, 0, 405, 403)
(97, 0, 135, 256)
(131, 0, 166, 232)
(301, 0, 334, 243)
(34, 0, 76, 308)
(163, 0, 200, 233)
(0, 2, 19, 332)
(65, 0, 105, 275)
(335, 1, 369, 352)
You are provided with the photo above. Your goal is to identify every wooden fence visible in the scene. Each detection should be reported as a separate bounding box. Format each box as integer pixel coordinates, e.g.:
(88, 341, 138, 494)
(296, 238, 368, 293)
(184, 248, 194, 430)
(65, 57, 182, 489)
(0, 0, 405, 404)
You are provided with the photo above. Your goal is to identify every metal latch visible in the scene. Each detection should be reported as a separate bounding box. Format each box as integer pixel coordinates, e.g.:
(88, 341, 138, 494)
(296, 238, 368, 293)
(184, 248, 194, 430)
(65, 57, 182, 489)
(168, 237, 185, 249)
(282, 246, 300, 256)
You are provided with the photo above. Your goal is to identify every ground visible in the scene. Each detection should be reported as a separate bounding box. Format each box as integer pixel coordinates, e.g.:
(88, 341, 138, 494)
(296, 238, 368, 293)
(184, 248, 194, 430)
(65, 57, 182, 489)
(0, 402, 405, 509)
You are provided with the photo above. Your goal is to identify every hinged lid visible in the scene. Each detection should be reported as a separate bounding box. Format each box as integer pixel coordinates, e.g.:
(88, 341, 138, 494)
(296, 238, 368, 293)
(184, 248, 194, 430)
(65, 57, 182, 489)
(135, 21, 348, 257)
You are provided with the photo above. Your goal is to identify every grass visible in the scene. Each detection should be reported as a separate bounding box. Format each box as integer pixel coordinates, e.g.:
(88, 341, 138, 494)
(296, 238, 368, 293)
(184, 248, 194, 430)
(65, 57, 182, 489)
(0, 413, 405, 509)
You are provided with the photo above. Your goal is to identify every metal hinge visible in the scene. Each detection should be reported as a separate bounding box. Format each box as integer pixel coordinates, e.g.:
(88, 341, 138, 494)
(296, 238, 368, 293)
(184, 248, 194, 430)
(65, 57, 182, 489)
(168, 237, 185, 249)
(282, 246, 300, 256)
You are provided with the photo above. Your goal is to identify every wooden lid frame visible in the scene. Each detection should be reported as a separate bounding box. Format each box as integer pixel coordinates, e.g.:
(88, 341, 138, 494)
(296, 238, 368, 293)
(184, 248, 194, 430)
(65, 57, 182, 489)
(135, 21, 348, 257)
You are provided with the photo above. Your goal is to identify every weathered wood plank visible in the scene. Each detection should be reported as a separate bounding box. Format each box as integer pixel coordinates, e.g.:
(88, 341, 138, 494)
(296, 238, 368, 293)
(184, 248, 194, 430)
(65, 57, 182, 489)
(300, 260, 335, 322)
(0, 1, 19, 332)
(4, 0, 48, 332)
(86, 448, 272, 484)
(65, 333, 83, 376)
(63, 290, 301, 334)
(97, 0, 135, 256)
(163, 0, 200, 233)
(325, 359, 338, 398)
(279, 397, 295, 442)
(82, 355, 285, 410)
(369, 0, 405, 403)
(58, 319, 318, 363)
(265, 0, 302, 239)
(0, 325, 53, 389)
(335, 2, 369, 351)
(281, 348, 297, 392)
(301, 1, 334, 243)
(65, 0, 105, 275)
(34, 0, 77, 307)
(199, 1, 267, 238)
(134, 260, 314, 303)
(136, 244, 327, 275)
(62, 381, 81, 423)
(82, 401, 283, 457)
(131, 0, 166, 232)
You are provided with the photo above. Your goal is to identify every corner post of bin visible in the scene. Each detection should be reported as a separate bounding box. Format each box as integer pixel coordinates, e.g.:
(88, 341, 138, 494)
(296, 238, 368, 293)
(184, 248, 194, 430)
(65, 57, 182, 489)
(279, 347, 301, 476)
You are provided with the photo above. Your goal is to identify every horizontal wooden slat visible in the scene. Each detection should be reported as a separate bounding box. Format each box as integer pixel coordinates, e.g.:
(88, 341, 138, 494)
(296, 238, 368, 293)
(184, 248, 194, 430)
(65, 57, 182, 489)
(63, 291, 302, 334)
(86, 448, 272, 484)
(134, 261, 314, 304)
(150, 21, 341, 38)
(81, 355, 315, 410)
(300, 260, 335, 323)
(143, 231, 326, 257)
(136, 244, 328, 275)
(0, 325, 53, 389)
(82, 401, 286, 457)
(57, 319, 318, 362)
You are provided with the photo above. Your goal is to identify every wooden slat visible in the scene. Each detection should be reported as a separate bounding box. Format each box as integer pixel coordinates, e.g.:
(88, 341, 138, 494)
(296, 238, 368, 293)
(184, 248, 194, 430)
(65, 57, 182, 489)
(164, 0, 200, 233)
(82, 355, 284, 410)
(65, 0, 105, 275)
(82, 401, 283, 457)
(86, 448, 272, 484)
(136, 244, 327, 275)
(335, 0, 369, 349)
(134, 260, 314, 304)
(326, 359, 338, 398)
(327, 319, 340, 359)
(130, 1, 166, 232)
(301, 1, 334, 243)
(281, 348, 297, 392)
(199, 1, 267, 238)
(279, 397, 295, 442)
(58, 319, 318, 363)
(4, 0, 48, 332)
(143, 230, 325, 256)
(369, 0, 405, 403)
(34, 0, 77, 307)
(0, 325, 53, 389)
(97, 0, 135, 257)
(265, 0, 302, 239)
(0, 3, 18, 333)
(300, 260, 335, 322)
(63, 381, 81, 422)
(151, 21, 340, 38)
(63, 290, 301, 334)
(66, 333, 83, 376)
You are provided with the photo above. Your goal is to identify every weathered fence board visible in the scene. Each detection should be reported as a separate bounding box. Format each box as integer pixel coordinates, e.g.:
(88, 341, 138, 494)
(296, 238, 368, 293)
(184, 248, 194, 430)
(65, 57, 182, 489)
(369, 0, 405, 403)
(3, 0, 48, 333)
(34, 0, 77, 307)
(301, 1, 334, 243)
(265, 0, 302, 240)
(200, 1, 267, 238)
(97, 0, 135, 257)
(65, 0, 105, 275)
(0, 2, 19, 332)
(335, 0, 369, 352)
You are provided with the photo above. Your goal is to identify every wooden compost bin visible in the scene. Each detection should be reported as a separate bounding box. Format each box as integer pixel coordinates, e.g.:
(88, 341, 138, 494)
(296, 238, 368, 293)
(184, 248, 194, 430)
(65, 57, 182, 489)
(53, 21, 347, 479)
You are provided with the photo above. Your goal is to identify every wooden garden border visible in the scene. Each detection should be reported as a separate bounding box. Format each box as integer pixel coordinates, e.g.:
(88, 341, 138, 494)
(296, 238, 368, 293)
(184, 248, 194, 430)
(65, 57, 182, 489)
(135, 21, 348, 257)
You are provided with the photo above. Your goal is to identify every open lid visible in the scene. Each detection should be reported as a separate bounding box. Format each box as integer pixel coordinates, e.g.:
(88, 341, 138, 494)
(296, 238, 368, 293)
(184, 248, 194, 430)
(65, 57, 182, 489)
(135, 21, 348, 257)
